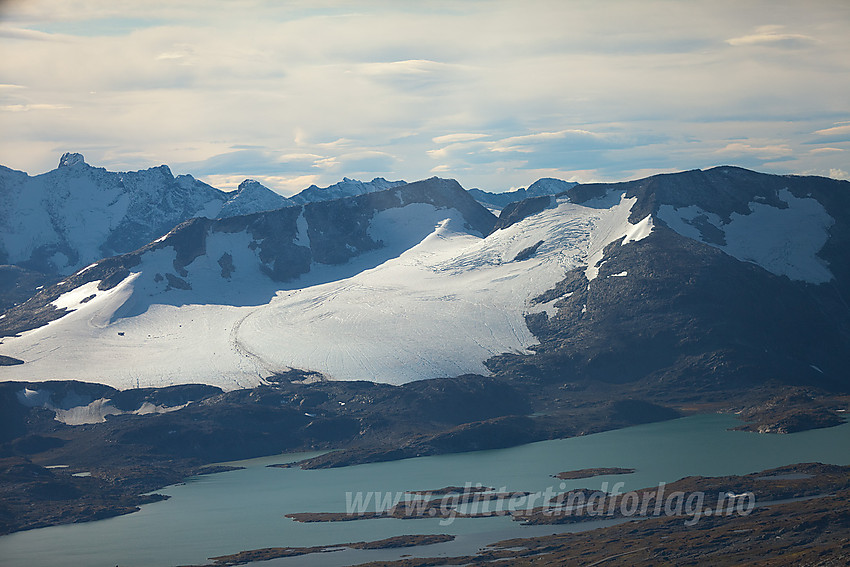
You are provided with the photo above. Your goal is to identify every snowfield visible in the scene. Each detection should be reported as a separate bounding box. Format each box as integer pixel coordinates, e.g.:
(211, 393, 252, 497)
(657, 189, 835, 284)
(0, 193, 654, 389)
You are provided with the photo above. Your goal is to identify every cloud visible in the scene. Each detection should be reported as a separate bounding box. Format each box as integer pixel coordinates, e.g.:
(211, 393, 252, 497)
(424, 126, 673, 176)
(715, 142, 794, 160)
(355, 59, 467, 92)
(317, 151, 397, 174)
(806, 123, 850, 144)
(727, 25, 816, 48)
(178, 149, 323, 177)
(155, 44, 195, 63)
(1, 1, 848, 192)
(813, 124, 850, 136)
(815, 125, 850, 136)
(0, 26, 68, 41)
(359, 59, 455, 76)
(432, 133, 489, 145)
(0, 103, 70, 112)
(490, 130, 619, 154)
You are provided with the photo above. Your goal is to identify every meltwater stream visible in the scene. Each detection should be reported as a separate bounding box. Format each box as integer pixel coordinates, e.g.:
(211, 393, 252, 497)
(1, 414, 849, 567)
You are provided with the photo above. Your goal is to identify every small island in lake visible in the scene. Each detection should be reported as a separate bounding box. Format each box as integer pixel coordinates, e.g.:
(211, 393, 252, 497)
(194, 534, 455, 566)
(406, 485, 494, 495)
(553, 467, 636, 480)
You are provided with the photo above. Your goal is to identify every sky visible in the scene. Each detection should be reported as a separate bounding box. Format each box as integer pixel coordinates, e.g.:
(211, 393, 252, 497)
(1, 0, 849, 195)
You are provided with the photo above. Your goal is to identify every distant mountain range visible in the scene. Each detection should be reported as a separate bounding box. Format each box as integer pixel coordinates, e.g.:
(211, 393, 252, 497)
(0, 153, 558, 279)
(1, 161, 848, 399)
(0, 153, 412, 277)
(0, 153, 225, 276)
(217, 176, 408, 218)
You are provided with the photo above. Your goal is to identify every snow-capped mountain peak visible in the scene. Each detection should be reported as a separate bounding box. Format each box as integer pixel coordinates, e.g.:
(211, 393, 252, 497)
(526, 177, 575, 197)
(0, 154, 230, 275)
(468, 177, 577, 211)
(217, 179, 289, 218)
(58, 152, 87, 168)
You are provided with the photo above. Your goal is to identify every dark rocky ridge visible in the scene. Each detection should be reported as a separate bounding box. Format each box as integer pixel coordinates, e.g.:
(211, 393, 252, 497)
(490, 195, 553, 231)
(487, 225, 849, 394)
(0, 265, 58, 312)
(568, 166, 850, 291)
(485, 167, 850, 398)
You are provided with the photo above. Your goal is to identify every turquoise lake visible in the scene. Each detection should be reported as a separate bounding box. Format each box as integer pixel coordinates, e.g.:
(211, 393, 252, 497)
(1, 413, 849, 566)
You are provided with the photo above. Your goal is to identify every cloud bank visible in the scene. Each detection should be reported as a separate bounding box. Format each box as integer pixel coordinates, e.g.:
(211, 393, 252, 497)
(1, 0, 848, 193)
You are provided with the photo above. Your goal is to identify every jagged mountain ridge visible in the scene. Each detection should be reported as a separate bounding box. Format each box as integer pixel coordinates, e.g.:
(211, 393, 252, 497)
(468, 177, 577, 211)
(287, 176, 408, 205)
(216, 179, 289, 218)
(0, 153, 226, 275)
(0, 153, 412, 277)
(216, 176, 409, 218)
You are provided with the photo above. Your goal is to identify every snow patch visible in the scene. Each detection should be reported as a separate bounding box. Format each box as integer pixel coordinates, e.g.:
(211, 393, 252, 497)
(622, 214, 653, 245)
(609, 271, 628, 277)
(52, 280, 102, 310)
(527, 297, 560, 318)
(134, 401, 189, 415)
(584, 194, 654, 281)
(16, 387, 191, 425)
(75, 262, 99, 276)
(657, 189, 834, 283)
(657, 205, 724, 242)
(54, 398, 122, 425)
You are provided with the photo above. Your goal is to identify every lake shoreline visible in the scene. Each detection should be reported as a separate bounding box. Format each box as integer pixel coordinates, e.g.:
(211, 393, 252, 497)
(199, 462, 850, 567)
(0, 377, 846, 537)
(2, 413, 850, 567)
